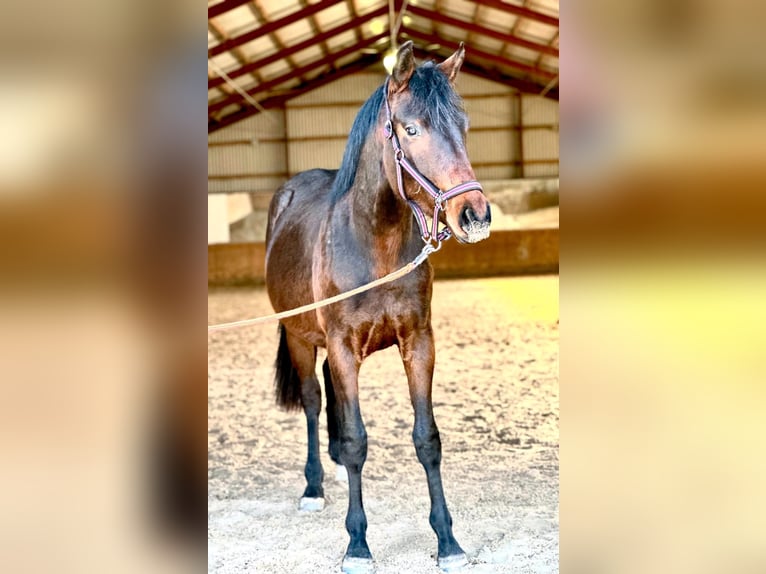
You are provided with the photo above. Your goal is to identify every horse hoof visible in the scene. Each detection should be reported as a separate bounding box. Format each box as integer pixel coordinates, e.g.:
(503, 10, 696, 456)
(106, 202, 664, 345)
(438, 553, 469, 572)
(335, 464, 349, 483)
(341, 556, 374, 574)
(298, 497, 325, 512)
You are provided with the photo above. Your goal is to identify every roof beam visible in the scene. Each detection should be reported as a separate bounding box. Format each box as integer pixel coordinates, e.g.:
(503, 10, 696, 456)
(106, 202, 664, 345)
(407, 5, 557, 57)
(209, 5, 388, 90)
(208, 0, 252, 20)
(467, 0, 558, 28)
(298, 0, 332, 67)
(209, 32, 387, 114)
(401, 27, 557, 81)
(208, 0, 345, 58)
(209, 55, 381, 133)
(208, 19, 266, 96)
(248, 1, 302, 83)
(345, 0, 363, 43)
(411, 46, 556, 98)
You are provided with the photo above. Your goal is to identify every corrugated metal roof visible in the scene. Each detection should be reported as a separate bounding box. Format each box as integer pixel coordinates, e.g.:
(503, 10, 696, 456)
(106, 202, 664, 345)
(208, 0, 559, 132)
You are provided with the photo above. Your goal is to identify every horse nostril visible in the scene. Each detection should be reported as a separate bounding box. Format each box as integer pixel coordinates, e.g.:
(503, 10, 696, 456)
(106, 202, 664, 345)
(459, 206, 476, 230)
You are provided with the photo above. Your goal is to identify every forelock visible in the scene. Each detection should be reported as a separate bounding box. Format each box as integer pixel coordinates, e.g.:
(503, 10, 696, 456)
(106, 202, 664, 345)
(404, 62, 466, 134)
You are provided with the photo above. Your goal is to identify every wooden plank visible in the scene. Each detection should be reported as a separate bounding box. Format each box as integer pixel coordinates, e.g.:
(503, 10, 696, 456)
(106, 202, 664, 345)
(209, 5, 388, 89)
(468, 0, 558, 28)
(208, 0, 345, 58)
(208, 228, 558, 285)
(407, 4, 558, 57)
(208, 0, 252, 20)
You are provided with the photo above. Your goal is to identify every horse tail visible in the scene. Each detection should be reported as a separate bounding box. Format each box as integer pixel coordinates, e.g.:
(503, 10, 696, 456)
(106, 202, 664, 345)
(274, 324, 303, 411)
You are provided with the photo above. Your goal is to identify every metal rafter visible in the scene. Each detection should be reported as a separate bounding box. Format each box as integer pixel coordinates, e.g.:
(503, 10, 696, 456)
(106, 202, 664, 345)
(209, 32, 388, 114)
(432, 0, 444, 43)
(401, 26, 556, 81)
(298, 0, 332, 66)
(345, 0, 362, 43)
(209, 54, 381, 133)
(464, 2, 481, 50)
(209, 5, 388, 90)
(467, 0, 558, 28)
(407, 5, 557, 57)
(535, 29, 559, 68)
(411, 46, 557, 98)
(510, 0, 529, 36)
(208, 20, 265, 88)
(208, 0, 345, 58)
(208, 0, 252, 20)
(248, 1, 301, 81)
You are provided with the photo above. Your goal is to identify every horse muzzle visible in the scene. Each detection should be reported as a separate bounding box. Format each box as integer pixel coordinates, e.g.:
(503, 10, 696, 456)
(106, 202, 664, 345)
(447, 191, 492, 244)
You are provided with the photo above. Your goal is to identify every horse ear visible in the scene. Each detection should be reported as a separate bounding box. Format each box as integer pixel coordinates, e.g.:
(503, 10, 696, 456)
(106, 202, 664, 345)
(389, 41, 415, 93)
(438, 42, 465, 83)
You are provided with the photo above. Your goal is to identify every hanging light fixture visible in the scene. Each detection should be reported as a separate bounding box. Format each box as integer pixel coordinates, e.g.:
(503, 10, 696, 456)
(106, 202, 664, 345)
(382, 0, 413, 74)
(383, 48, 398, 74)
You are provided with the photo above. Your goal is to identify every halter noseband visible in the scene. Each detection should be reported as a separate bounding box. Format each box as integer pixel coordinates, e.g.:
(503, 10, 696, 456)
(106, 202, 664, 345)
(383, 78, 484, 247)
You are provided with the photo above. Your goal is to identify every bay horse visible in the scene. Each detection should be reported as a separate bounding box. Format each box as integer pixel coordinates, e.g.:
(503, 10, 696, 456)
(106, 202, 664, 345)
(265, 41, 491, 573)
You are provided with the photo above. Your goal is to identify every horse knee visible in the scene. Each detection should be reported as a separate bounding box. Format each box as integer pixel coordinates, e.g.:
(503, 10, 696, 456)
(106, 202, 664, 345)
(300, 378, 322, 417)
(413, 426, 442, 468)
(340, 426, 368, 471)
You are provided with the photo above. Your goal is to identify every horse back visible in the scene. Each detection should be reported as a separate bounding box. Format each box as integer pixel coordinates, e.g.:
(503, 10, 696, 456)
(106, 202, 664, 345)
(266, 168, 337, 245)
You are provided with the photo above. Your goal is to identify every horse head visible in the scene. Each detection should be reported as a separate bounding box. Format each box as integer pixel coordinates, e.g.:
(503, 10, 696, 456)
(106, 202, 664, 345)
(384, 41, 491, 244)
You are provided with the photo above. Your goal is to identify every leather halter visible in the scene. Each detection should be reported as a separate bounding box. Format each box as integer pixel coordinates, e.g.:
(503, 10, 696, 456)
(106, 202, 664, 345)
(382, 78, 484, 247)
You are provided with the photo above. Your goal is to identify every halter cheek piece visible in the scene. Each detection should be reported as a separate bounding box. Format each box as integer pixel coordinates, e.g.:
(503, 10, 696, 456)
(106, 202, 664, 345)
(383, 77, 484, 247)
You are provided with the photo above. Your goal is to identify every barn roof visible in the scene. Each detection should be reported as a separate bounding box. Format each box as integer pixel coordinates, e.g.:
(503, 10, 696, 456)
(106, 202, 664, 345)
(208, 0, 559, 132)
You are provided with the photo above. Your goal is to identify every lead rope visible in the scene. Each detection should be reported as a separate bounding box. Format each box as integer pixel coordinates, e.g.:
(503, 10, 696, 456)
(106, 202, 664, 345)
(207, 241, 440, 333)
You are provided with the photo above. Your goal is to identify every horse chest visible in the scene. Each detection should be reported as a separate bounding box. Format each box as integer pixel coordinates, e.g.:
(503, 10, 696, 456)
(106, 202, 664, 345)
(341, 289, 427, 360)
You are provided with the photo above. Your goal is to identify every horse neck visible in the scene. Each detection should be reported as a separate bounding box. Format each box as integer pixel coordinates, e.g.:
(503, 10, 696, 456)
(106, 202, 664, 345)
(346, 127, 415, 272)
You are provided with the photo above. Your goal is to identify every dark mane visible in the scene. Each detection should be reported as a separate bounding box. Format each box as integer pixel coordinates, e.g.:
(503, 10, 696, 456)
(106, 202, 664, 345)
(329, 84, 385, 203)
(329, 61, 465, 203)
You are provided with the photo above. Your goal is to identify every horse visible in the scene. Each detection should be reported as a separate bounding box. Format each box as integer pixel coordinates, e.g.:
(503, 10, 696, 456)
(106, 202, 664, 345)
(264, 41, 491, 573)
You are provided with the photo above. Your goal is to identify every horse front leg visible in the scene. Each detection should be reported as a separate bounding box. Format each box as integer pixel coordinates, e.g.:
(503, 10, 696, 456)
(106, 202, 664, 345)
(327, 336, 373, 573)
(399, 325, 467, 571)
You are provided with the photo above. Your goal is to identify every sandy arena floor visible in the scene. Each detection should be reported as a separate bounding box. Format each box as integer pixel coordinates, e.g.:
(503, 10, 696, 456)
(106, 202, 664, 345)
(208, 276, 559, 573)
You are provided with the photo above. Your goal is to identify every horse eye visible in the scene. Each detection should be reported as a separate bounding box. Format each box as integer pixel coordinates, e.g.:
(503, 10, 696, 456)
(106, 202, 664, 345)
(404, 124, 420, 137)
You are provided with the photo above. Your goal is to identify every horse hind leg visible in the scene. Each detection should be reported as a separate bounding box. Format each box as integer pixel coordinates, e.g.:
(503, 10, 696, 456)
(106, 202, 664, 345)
(275, 325, 325, 511)
(323, 358, 348, 483)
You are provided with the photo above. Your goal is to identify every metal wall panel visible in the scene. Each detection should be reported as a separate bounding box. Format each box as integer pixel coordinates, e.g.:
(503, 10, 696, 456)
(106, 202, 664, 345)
(208, 140, 285, 177)
(208, 109, 285, 141)
(465, 96, 515, 128)
(475, 165, 516, 180)
(468, 130, 518, 164)
(207, 176, 288, 195)
(288, 140, 347, 174)
(289, 72, 385, 105)
(456, 73, 515, 96)
(521, 94, 559, 126)
(523, 128, 559, 161)
(286, 107, 359, 139)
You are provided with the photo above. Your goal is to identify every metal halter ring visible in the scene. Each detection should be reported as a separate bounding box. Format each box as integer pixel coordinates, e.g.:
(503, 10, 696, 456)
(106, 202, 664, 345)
(383, 120, 393, 139)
